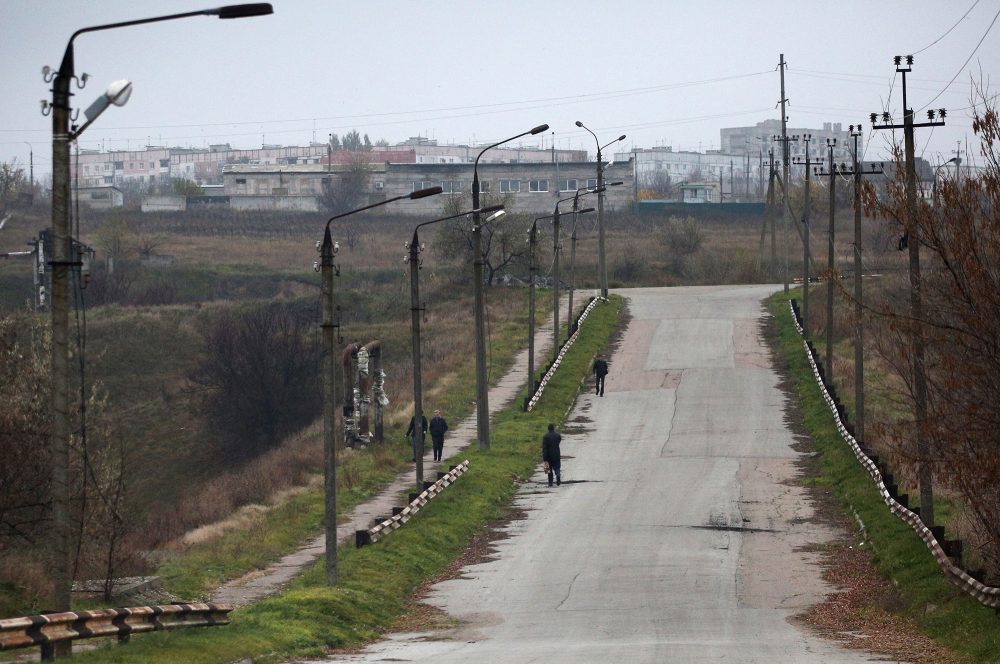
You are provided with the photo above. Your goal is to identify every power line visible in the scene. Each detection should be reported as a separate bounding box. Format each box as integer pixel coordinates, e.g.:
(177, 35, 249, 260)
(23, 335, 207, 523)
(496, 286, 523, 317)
(912, 0, 979, 54)
(919, 6, 1000, 111)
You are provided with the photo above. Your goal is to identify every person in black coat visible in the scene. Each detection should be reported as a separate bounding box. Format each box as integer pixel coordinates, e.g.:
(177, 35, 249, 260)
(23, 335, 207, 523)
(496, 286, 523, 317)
(542, 423, 562, 486)
(428, 409, 449, 461)
(593, 355, 609, 396)
(406, 414, 428, 462)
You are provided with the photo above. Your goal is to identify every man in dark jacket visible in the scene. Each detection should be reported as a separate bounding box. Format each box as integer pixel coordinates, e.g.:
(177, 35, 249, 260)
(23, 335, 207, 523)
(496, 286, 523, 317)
(593, 355, 609, 396)
(428, 409, 449, 461)
(406, 414, 428, 462)
(542, 423, 562, 487)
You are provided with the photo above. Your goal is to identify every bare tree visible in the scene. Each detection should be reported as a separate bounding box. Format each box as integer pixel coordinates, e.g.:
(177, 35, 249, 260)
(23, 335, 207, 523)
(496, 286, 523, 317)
(320, 153, 369, 215)
(0, 312, 51, 546)
(188, 303, 322, 461)
(434, 191, 529, 284)
(864, 91, 1000, 576)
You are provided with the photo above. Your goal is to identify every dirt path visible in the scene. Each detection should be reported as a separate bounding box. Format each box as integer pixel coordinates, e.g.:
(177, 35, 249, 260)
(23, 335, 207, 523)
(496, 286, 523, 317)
(211, 297, 576, 608)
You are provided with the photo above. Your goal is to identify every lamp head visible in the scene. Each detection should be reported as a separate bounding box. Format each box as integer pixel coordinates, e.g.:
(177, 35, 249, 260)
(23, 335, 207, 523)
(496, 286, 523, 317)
(578, 207, 596, 214)
(409, 185, 442, 199)
(212, 3, 274, 19)
(484, 209, 506, 223)
(617, 134, 627, 141)
(530, 124, 549, 135)
(83, 79, 132, 122)
(575, 120, 584, 128)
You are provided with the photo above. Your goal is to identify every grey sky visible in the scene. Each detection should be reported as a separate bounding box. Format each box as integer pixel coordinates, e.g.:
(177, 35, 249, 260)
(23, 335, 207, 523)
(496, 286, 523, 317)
(2, 0, 998, 179)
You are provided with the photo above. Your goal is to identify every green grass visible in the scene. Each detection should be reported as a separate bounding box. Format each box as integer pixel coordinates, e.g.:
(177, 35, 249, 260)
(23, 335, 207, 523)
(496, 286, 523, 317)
(65, 295, 622, 663)
(768, 293, 1000, 662)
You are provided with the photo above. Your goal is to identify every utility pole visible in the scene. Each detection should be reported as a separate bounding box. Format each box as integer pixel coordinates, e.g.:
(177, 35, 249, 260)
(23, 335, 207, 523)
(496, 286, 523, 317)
(319, 229, 340, 584)
(778, 53, 790, 294)
(871, 55, 946, 527)
(824, 126, 881, 447)
(527, 221, 538, 403)
(793, 135, 820, 332)
(759, 148, 776, 260)
(813, 138, 838, 380)
(552, 206, 561, 363)
(407, 231, 425, 488)
(952, 140, 963, 184)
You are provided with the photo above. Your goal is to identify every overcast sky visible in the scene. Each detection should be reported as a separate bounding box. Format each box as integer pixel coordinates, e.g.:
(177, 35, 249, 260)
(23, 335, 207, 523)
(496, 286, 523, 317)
(2, 0, 998, 179)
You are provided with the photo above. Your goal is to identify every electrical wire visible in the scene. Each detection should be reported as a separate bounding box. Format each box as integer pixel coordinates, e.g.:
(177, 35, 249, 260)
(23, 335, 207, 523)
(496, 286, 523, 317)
(919, 6, 1000, 112)
(912, 0, 980, 55)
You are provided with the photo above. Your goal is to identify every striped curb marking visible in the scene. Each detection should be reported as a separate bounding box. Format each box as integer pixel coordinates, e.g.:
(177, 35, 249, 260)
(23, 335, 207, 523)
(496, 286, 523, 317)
(788, 300, 1000, 609)
(357, 460, 470, 547)
(527, 297, 606, 412)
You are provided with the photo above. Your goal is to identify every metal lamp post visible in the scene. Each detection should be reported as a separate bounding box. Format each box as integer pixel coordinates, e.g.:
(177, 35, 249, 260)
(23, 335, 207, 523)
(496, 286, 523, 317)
(317, 185, 441, 584)
(575, 121, 626, 298)
(471, 123, 548, 450)
(42, 3, 273, 625)
(407, 205, 504, 487)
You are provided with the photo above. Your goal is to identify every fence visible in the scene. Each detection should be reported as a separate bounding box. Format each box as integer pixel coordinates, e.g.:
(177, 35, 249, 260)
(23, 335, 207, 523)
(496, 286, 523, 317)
(788, 299, 1000, 609)
(356, 460, 470, 547)
(0, 602, 232, 660)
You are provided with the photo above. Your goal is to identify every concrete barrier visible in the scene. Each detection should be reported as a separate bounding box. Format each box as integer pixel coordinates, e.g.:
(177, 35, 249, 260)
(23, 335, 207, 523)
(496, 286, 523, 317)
(0, 602, 232, 659)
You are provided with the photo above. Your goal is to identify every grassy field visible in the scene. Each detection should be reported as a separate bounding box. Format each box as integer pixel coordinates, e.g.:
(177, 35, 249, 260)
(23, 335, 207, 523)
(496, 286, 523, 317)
(768, 291, 1000, 662)
(61, 296, 622, 663)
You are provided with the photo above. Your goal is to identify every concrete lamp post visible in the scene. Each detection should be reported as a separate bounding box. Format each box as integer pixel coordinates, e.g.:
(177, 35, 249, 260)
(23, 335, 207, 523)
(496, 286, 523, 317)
(471, 123, 548, 450)
(41, 3, 273, 639)
(575, 121, 626, 298)
(527, 207, 594, 397)
(407, 205, 504, 486)
(567, 181, 622, 325)
(317, 185, 442, 584)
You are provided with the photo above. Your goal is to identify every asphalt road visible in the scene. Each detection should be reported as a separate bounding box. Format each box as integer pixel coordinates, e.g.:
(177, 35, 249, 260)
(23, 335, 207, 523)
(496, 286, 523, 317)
(317, 285, 879, 663)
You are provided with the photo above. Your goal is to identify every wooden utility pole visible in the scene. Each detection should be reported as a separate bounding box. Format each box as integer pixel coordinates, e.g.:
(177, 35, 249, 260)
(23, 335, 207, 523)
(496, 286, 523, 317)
(871, 55, 946, 527)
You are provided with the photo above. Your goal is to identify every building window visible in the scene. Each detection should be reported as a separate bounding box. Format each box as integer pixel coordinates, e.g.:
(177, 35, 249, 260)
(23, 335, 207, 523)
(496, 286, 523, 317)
(476, 181, 491, 194)
(528, 179, 548, 192)
(441, 180, 462, 194)
(558, 178, 578, 192)
(412, 181, 434, 192)
(587, 178, 598, 190)
(235, 178, 246, 184)
(499, 179, 520, 193)
(160, 159, 170, 167)
(140, 162, 145, 170)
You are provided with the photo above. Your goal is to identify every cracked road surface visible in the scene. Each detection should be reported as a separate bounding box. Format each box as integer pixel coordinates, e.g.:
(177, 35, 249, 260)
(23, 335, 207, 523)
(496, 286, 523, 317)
(311, 285, 881, 663)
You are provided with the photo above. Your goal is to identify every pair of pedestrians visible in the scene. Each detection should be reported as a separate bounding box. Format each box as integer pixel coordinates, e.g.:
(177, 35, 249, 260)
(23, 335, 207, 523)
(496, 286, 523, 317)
(542, 355, 610, 486)
(406, 410, 450, 462)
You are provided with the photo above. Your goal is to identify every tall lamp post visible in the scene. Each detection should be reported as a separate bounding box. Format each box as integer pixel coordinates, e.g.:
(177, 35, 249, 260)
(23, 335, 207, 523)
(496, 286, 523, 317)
(318, 185, 442, 584)
(407, 205, 504, 487)
(43, 3, 273, 624)
(575, 121, 626, 298)
(568, 181, 622, 326)
(472, 123, 548, 450)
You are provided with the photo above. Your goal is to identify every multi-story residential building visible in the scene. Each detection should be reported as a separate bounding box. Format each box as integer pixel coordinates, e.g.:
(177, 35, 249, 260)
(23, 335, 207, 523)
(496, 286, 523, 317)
(622, 147, 763, 201)
(70, 139, 585, 190)
(720, 120, 855, 164)
(219, 159, 634, 216)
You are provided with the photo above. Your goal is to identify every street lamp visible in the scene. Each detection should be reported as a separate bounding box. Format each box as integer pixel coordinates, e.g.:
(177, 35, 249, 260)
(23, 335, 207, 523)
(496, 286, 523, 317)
(42, 3, 273, 624)
(932, 157, 958, 209)
(407, 205, 504, 486)
(568, 181, 622, 326)
(317, 185, 441, 584)
(471, 123, 548, 450)
(576, 121, 626, 298)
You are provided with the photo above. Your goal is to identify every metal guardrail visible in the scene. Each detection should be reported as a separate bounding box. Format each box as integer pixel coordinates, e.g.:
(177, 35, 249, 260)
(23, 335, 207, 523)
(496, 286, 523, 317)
(0, 602, 232, 659)
(526, 296, 605, 412)
(788, 299, 1000, 609)
(356, 460, 470, 547)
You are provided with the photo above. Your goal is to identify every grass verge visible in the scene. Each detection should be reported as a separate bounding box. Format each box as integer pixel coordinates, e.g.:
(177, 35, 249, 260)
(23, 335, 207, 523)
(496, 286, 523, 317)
(767, 292, 1000, 662)
(66, 296, 621, 663)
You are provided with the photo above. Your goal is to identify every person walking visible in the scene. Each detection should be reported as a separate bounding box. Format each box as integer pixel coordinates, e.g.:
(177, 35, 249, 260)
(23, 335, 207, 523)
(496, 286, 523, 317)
(406, 414, 428, 462)
(429, 409, 449, 462)
(542, 423, 562, 487)
(593, 354, 609, 396)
